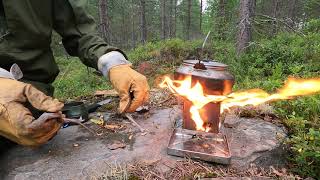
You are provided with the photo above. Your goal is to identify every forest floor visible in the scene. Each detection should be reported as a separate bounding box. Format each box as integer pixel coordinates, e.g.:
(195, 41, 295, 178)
(0, 89, 301, 180)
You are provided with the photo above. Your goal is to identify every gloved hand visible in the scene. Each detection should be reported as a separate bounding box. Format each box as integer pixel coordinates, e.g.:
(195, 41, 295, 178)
(98, 51, 149, 113)
(0, 77, 64, 146)
(109, 64, 149, 113)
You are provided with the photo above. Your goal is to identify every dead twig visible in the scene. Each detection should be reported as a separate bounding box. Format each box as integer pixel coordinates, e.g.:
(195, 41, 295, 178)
(158, 96, 172, 105)
(125, 113, 146, 132)
(148, 170, 166, 180)
(63, 118, 97, 135)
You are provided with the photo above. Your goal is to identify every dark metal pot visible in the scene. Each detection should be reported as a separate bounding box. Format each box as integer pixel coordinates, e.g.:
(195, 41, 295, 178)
(174, 60, 234, 133)
(62, 101, 89, 120)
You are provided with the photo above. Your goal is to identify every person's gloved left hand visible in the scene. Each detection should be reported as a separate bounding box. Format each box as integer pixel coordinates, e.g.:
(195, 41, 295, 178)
(98, 51, 149, 113)
(0, 65, 64, 146)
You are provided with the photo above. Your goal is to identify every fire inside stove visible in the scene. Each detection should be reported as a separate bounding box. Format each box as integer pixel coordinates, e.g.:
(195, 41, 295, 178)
(160, 60, 320, 164)
(160, 60, 235, 164)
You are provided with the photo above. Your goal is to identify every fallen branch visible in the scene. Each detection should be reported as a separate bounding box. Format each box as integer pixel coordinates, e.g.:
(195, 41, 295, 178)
(158, 95, 173, 105)
(125, 113, 146, 132)
(63, 118, 97, 135)
(148, 170, 166, 180)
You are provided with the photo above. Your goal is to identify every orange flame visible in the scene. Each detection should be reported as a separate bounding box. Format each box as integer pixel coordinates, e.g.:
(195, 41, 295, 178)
(222, 78, 320, 111)
(159, 76, 225, 131)
(160, 76, 320, 131)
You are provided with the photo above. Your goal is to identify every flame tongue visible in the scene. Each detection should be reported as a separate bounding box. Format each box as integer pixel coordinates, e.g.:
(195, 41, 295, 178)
(275, 78, 320, 97)
(160, 76, 320, 132)
(222, 78, 320, 111)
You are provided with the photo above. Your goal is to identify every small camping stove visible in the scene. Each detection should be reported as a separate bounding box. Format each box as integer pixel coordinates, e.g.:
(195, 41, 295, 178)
(167, 59, 234, 164)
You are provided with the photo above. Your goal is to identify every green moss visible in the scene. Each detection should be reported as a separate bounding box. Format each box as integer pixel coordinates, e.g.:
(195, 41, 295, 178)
(53, 57, 112, 100)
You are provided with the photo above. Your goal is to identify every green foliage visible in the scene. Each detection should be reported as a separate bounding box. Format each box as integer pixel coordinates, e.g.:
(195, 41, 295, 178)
(286, 124, 320, 177)
(231, 33, 320, 177)
(205, 0, 239, 40)
(304, 0, 320, 19)
(128, 38, 203, 64)
(51, 32, 65, 57)
(305, 19, 320, 33)
(227, 33, 320, 91)
(53, 57, 112, 99)
(177, 0, 202, 39)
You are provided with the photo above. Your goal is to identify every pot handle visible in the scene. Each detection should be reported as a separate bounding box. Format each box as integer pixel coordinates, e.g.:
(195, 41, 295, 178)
(86, 103, 101, 113)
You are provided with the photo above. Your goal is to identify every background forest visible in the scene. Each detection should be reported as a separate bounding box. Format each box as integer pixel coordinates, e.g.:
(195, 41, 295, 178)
(53, 0, 320, 53)
(52, 0, 320, 178)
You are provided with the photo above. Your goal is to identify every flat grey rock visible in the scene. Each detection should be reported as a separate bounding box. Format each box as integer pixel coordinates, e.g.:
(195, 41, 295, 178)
(0, 108, 176, 180)
(0, 108, 287, 179)
(224, 115, 287, 170)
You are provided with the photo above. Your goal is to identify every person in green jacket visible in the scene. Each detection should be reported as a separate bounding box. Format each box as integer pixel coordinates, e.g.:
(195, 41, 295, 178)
(0, 0, 149, 146)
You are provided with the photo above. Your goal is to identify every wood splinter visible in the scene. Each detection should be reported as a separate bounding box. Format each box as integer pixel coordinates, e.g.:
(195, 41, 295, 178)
(63, 118, 97, 135)
(125, 113, 146, 133)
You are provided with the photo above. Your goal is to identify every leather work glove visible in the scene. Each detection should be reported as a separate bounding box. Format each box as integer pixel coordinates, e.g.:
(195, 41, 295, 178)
(98, 51, 149, 113)
(0, 64, 64, 146)
(109, 64, 149, 113)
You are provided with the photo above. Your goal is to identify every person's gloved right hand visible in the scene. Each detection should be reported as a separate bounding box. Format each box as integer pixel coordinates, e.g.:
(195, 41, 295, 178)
(109, 64, 149, 113)
(0, 77, 64, 146)
(98, 51, 149, 113)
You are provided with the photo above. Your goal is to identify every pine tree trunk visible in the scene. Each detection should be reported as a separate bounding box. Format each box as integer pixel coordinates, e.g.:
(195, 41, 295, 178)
(217, 0, 227, 40)
(272, 0, 279, 36)
(121, 10, 127, 48)
(288, 0, 296, 28)
(161, 0, 167, 40)
(98, 0, 110, 43)
(173, 0, 177, 37)
(132, 3, 136, 49)
(200, 0, 203, 31)
(186, 0, 192, 40)
(169, 0, 174, 38)
(237, 0, 256, 56)
(132, 18, 136, 48)
(140, 0, 147, 43)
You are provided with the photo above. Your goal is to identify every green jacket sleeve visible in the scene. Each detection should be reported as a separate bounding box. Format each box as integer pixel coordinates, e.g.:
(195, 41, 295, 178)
(52, 0, 126, 69)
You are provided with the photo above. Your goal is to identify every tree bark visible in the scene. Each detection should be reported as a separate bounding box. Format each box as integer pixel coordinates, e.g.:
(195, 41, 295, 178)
(237, 0, 256, 56)
(121, 10, 127, 48)
(132, 17, 136, 48)
(288, 0, 297, 28)
(217, 0, 227, 40)
(161, 0, 167, 40)
(200, 0, 203, 31)
(173, 0, 177, 37)
(132, 1, 136, 49)
(186, 0, 192, 40)
(169, 0, 174, 38)
(140, 0, 147, 43)
(271, 0, 279, 36)
(98, 0, 110, 43)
